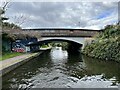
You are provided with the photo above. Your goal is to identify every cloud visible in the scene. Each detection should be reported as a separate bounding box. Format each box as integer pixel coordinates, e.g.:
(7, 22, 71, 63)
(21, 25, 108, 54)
(5, 2, 118, 29)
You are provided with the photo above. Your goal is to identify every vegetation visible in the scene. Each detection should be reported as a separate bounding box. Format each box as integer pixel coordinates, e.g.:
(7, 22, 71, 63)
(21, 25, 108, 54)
(1, 52, 24, 61)
(0, 7, 8, 23)
(2, 22, 21, 29)
(60, 42, 68, 50)
(51, 42, 68, 48)
(82, 23, 120, 62)
(40, 44, 49, 48)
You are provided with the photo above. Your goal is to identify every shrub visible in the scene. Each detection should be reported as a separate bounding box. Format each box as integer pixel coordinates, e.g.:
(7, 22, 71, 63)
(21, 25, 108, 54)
(83, 24, 120, 62)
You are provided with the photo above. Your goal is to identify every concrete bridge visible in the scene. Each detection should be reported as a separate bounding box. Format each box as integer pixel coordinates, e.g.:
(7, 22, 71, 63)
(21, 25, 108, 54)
(23, 28, 101, 37)
(24, 28, 102, 50)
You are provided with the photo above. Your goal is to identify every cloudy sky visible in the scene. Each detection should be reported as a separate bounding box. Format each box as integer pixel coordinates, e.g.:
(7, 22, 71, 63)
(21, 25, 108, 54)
(3, 1, 118, 29)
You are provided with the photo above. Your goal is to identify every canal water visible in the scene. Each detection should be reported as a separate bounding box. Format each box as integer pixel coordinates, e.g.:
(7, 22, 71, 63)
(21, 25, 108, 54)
(2, 47, 120, 89)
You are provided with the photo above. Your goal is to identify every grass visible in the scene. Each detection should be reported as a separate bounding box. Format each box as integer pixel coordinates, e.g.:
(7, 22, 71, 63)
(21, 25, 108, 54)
(40, 45, 49, 48)
(0, 52, 24, 61)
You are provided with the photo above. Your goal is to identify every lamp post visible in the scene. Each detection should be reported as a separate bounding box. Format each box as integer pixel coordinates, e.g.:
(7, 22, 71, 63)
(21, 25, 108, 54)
(78, 22, 80, 27)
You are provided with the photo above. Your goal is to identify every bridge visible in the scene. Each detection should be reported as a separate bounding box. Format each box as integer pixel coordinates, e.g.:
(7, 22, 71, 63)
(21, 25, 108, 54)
(23, 28, 101, 37)
(23, 28, 102, 51)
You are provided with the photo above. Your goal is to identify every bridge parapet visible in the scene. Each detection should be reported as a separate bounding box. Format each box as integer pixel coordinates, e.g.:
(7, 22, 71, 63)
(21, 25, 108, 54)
(40, 31, 98, 37)
(23, 28, 102, 37)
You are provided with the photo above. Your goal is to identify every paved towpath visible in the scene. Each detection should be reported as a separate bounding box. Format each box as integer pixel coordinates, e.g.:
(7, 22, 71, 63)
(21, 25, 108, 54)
(0, 53, 39, 71)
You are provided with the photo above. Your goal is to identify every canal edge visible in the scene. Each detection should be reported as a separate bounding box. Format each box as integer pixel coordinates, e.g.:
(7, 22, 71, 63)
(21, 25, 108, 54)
(0, 52, 43, 77)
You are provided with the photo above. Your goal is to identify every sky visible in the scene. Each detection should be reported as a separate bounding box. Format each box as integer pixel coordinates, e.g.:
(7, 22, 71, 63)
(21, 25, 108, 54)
(1, 1, 119, 30)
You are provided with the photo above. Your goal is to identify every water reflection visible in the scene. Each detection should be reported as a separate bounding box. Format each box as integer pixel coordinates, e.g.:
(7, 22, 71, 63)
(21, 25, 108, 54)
(2, 47, 120, 89)
(50, 47, 68, 64)
(83, 56, 120, 84)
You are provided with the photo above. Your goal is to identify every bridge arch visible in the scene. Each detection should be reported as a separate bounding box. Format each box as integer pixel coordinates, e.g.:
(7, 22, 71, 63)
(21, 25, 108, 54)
(28, 37, 85, 47)
(40, 38, 82, 46)
(27, 37, 83, 52)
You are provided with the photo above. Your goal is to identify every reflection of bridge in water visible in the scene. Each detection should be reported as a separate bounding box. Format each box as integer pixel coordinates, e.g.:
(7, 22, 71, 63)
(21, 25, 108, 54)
(23, 28, 102, 51)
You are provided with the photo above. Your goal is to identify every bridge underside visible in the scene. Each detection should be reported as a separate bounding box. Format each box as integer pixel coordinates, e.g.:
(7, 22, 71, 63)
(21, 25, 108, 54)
(27, 38, 82, 46)
(27, 38, 83, 52)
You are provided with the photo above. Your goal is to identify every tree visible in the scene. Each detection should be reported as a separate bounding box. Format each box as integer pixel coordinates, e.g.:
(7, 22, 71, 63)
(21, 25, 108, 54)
(1, 0, 41, 39)
(1, 0, 27, 29)
(0, 0, 10, 19)
(11, 14, 29, 29)
(0, 0, 10, 32)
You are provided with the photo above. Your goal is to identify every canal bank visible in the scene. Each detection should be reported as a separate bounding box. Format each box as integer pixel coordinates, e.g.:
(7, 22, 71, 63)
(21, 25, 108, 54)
(0, 52, 43, 77)
(82, 24, 120, 62)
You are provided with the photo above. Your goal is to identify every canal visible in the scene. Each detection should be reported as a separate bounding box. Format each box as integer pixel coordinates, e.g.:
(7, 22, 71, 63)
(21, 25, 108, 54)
(2, 47, 120, 89)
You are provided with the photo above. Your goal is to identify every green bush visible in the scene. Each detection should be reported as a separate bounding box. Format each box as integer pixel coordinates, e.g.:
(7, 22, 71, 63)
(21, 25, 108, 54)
(83, 24, 120, 62)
